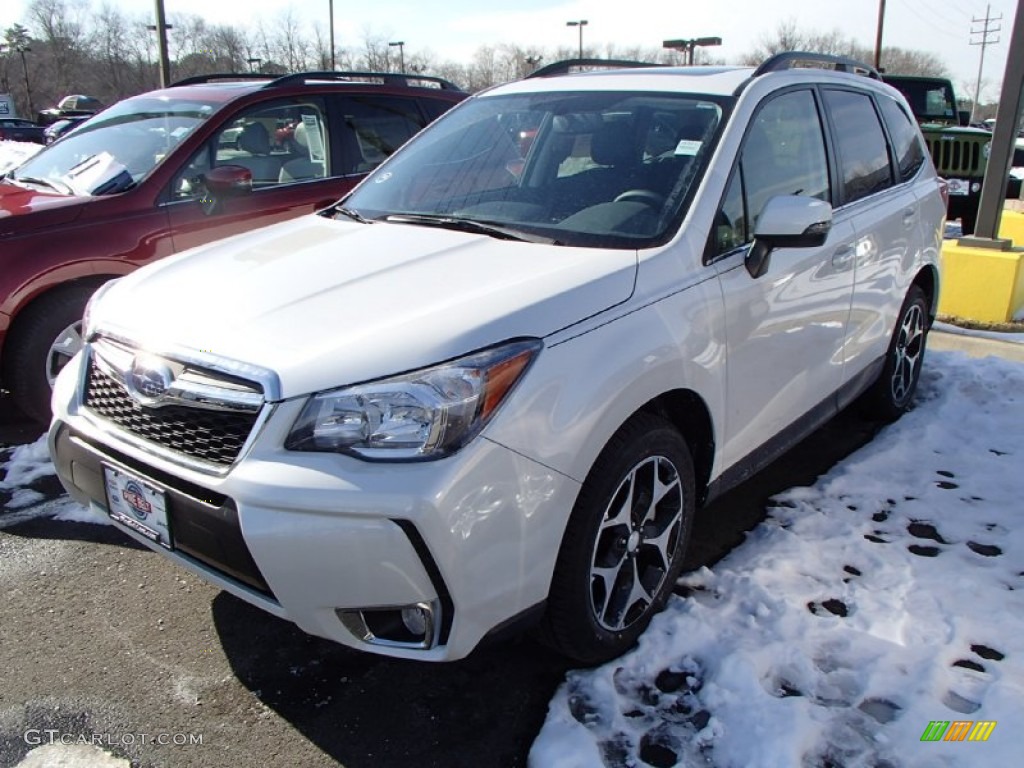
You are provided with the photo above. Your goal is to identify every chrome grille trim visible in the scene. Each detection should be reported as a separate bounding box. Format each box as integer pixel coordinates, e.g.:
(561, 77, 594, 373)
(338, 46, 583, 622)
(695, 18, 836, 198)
(81, 337, 278, 475)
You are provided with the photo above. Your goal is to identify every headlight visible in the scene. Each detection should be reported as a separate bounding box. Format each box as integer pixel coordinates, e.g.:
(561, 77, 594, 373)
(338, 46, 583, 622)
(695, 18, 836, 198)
(82, 278, 119, 339)
(286, 339, 542, 460)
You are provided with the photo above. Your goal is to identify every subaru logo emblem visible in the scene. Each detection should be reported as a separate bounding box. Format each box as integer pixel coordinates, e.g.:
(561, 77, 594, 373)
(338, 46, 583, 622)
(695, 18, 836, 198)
(125, 355, 174, 406)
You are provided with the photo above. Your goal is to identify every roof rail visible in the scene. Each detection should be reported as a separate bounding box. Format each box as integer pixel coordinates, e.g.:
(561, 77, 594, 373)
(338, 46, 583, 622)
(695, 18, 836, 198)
(266, 71, 464, 91)
(527, 58, 663, 79)
(170, 73, 276, 87)
(753, 51, 880, 80)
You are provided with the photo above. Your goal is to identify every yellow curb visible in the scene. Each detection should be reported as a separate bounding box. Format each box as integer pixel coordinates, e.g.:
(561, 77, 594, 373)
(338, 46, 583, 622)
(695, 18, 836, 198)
(939, 240, 1024, 323)
(999, 210, 1024, 247)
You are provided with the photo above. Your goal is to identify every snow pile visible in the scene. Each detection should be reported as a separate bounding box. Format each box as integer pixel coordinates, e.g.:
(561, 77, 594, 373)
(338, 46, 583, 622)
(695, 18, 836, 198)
(0, 139, 43, 174)
(0, 436, 105, 527)
(532, 351, 1024, 768)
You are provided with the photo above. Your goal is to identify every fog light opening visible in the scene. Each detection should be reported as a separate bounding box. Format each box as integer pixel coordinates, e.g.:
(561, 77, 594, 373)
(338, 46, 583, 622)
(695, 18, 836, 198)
(336, 601, 439, 650)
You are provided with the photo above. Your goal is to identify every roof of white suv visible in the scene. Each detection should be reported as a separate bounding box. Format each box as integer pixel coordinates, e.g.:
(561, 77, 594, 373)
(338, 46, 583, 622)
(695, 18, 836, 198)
(496, 66, 755, 97)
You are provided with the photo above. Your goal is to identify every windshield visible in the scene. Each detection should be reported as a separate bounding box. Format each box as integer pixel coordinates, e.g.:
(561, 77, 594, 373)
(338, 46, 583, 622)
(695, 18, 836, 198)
(11, 95, 217, 195)
(343, 91, 726, 248)
(884, 79, 957, 123)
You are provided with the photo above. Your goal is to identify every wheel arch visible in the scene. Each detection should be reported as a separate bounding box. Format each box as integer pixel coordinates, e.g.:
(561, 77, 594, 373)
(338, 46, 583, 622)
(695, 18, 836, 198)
(637, 389, 715, 504)
(911, 264, 939, 323)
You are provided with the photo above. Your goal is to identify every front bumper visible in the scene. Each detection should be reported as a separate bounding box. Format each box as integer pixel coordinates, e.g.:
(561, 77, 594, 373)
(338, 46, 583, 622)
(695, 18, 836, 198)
(49, 353, 579, 661)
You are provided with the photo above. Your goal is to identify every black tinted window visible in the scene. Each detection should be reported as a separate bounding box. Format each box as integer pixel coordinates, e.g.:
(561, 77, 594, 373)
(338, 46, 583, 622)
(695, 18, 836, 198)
(878, 95, 925, 182)
(338, 96, 427, 174)
(824, 90, 893, 204)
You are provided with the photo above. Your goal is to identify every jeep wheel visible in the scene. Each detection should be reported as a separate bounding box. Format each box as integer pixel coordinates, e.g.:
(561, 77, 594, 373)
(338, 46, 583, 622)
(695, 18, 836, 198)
(540, 413, 695, 665)
(5, 285, 94, 424)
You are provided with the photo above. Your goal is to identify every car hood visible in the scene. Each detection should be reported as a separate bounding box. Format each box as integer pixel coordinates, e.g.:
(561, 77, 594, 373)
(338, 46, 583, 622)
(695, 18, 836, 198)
(0, 181, 85, 233)
(92, 215, 638, 398)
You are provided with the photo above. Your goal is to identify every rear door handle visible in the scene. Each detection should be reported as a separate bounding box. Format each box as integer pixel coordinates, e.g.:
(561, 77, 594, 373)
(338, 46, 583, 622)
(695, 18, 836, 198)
(902, 207, 917, 227)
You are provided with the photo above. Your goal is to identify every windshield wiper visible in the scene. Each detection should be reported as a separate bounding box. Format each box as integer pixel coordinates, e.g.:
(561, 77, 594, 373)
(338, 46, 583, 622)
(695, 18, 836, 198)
(330, 205, 371, 224)
(10, 175, 74, 195)
(384, 214, 558, 244)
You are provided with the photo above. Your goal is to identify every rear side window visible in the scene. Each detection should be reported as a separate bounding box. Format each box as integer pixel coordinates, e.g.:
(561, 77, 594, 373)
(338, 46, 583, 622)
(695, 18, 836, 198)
(877, 94, 926, 182)
(338, 96, 427, 174)
(824, 89, 893, 204)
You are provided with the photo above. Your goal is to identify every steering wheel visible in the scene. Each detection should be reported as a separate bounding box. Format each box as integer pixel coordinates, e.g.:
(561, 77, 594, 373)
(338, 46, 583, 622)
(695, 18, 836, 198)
(613, 189, 666, 208)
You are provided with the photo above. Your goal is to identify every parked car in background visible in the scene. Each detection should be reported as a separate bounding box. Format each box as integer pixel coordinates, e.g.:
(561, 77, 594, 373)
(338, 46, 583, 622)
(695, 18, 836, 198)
(0, 118, 46, 144)
(1, 71, 466, 421)
(43, 116, 91, 144)
(49, 53, 944, 664)
(36, 94, 104, 126)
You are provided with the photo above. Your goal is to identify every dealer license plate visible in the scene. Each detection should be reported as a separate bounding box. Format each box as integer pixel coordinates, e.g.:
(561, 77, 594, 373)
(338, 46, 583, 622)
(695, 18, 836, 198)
(946, 178, 970, 196)
(103, 465, 172, 549)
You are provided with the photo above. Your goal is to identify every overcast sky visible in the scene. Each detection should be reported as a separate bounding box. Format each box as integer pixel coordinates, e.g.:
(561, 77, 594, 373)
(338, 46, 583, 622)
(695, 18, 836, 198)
(1, 0, 1017, 102)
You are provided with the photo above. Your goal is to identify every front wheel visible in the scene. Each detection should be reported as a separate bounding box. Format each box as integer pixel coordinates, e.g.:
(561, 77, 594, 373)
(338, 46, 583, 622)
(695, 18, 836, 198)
(5, 284, 95, 424)
(862, 285, 929, 422)
(539, 413, 695, 665)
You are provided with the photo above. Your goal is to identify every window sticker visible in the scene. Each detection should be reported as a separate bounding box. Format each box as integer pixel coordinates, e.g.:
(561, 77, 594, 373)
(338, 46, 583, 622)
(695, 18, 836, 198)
(302, 113, 326, 162)
(675, 139, 702, 156)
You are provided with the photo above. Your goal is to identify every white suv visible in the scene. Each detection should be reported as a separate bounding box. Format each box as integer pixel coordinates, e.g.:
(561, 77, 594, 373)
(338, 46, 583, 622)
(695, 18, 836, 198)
(49, 53, 945, 664)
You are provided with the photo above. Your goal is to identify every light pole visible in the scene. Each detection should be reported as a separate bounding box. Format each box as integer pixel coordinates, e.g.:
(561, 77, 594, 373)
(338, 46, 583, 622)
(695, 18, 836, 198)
(328, 0, 335, 70)
(150, 0, 172, 88)
(662, 36, 722, 65)
(389, 41, 405, 73)
(566, 20, 588, 61)
(874, 0, 886, 70)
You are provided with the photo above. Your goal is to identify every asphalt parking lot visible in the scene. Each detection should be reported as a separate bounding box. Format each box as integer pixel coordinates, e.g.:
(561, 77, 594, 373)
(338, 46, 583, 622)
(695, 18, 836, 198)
(0, 383, 889, 768)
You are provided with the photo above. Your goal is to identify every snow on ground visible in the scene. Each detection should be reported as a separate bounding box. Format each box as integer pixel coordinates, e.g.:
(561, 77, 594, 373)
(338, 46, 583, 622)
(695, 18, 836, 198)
(532, 351, 1024, 768)
(2, 346, 1022, 767)
(0, 139, 43, 174)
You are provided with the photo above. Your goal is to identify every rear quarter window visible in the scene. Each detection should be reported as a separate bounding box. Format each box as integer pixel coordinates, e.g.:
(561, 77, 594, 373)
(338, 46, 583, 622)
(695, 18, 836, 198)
(877, 94, 926, 182)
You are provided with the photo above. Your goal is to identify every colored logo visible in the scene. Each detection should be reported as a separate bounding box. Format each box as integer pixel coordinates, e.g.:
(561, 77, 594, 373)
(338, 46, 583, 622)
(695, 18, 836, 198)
(920, 720, 996, 742)
(121, 480, 153, 521)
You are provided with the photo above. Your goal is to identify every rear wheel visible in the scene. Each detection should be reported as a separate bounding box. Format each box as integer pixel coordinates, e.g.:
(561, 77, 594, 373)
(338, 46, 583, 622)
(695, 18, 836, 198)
(862, 285, 929, 422)
(5, 284, 95, 424)
(539, 413, 695, 665)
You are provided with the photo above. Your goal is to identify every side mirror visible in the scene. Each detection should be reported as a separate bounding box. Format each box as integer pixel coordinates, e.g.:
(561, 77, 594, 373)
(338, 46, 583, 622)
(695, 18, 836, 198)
(958, 110, 971, 127)
(200, 165, 253, 215)
(745, 195, 832, 279)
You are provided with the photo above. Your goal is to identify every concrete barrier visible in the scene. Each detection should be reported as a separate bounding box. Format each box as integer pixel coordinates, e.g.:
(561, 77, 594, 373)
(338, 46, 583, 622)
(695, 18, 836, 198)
(938, 210, 1024, 323)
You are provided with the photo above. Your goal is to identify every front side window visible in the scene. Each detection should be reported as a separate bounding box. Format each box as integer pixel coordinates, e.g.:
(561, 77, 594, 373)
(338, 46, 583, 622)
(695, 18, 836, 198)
(171, 98, 329, 199)
(824, 89, 894, 204)
(10, 96, 216, 196)
(712, 89, 829, 257)
(343, 91, 726, 249)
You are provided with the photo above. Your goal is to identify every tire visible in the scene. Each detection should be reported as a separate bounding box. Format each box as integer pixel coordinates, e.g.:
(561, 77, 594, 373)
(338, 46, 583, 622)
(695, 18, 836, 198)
(5, 284, 96, 424)
(862, 285, 929, 422)
(539, 413, 696, 665)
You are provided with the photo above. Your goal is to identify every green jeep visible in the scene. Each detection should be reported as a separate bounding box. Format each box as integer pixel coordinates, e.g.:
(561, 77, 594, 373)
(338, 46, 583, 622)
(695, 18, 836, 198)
(882, 75, 992, 233)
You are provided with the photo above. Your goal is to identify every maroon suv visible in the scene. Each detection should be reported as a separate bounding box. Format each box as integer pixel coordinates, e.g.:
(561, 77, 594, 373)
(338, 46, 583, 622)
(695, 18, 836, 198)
(0, 71, 466, 421)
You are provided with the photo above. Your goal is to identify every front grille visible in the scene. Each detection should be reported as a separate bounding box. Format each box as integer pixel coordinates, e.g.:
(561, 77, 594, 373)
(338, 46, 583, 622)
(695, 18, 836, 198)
(84, 359, 258, 467)
(926, 137, 984, 176)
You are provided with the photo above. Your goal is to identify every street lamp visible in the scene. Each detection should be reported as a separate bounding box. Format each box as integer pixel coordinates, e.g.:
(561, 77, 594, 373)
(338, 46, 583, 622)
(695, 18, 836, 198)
(662, 36, 722, 65)
(566, 20, 588, 61)
(389, 41, 405, 73)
